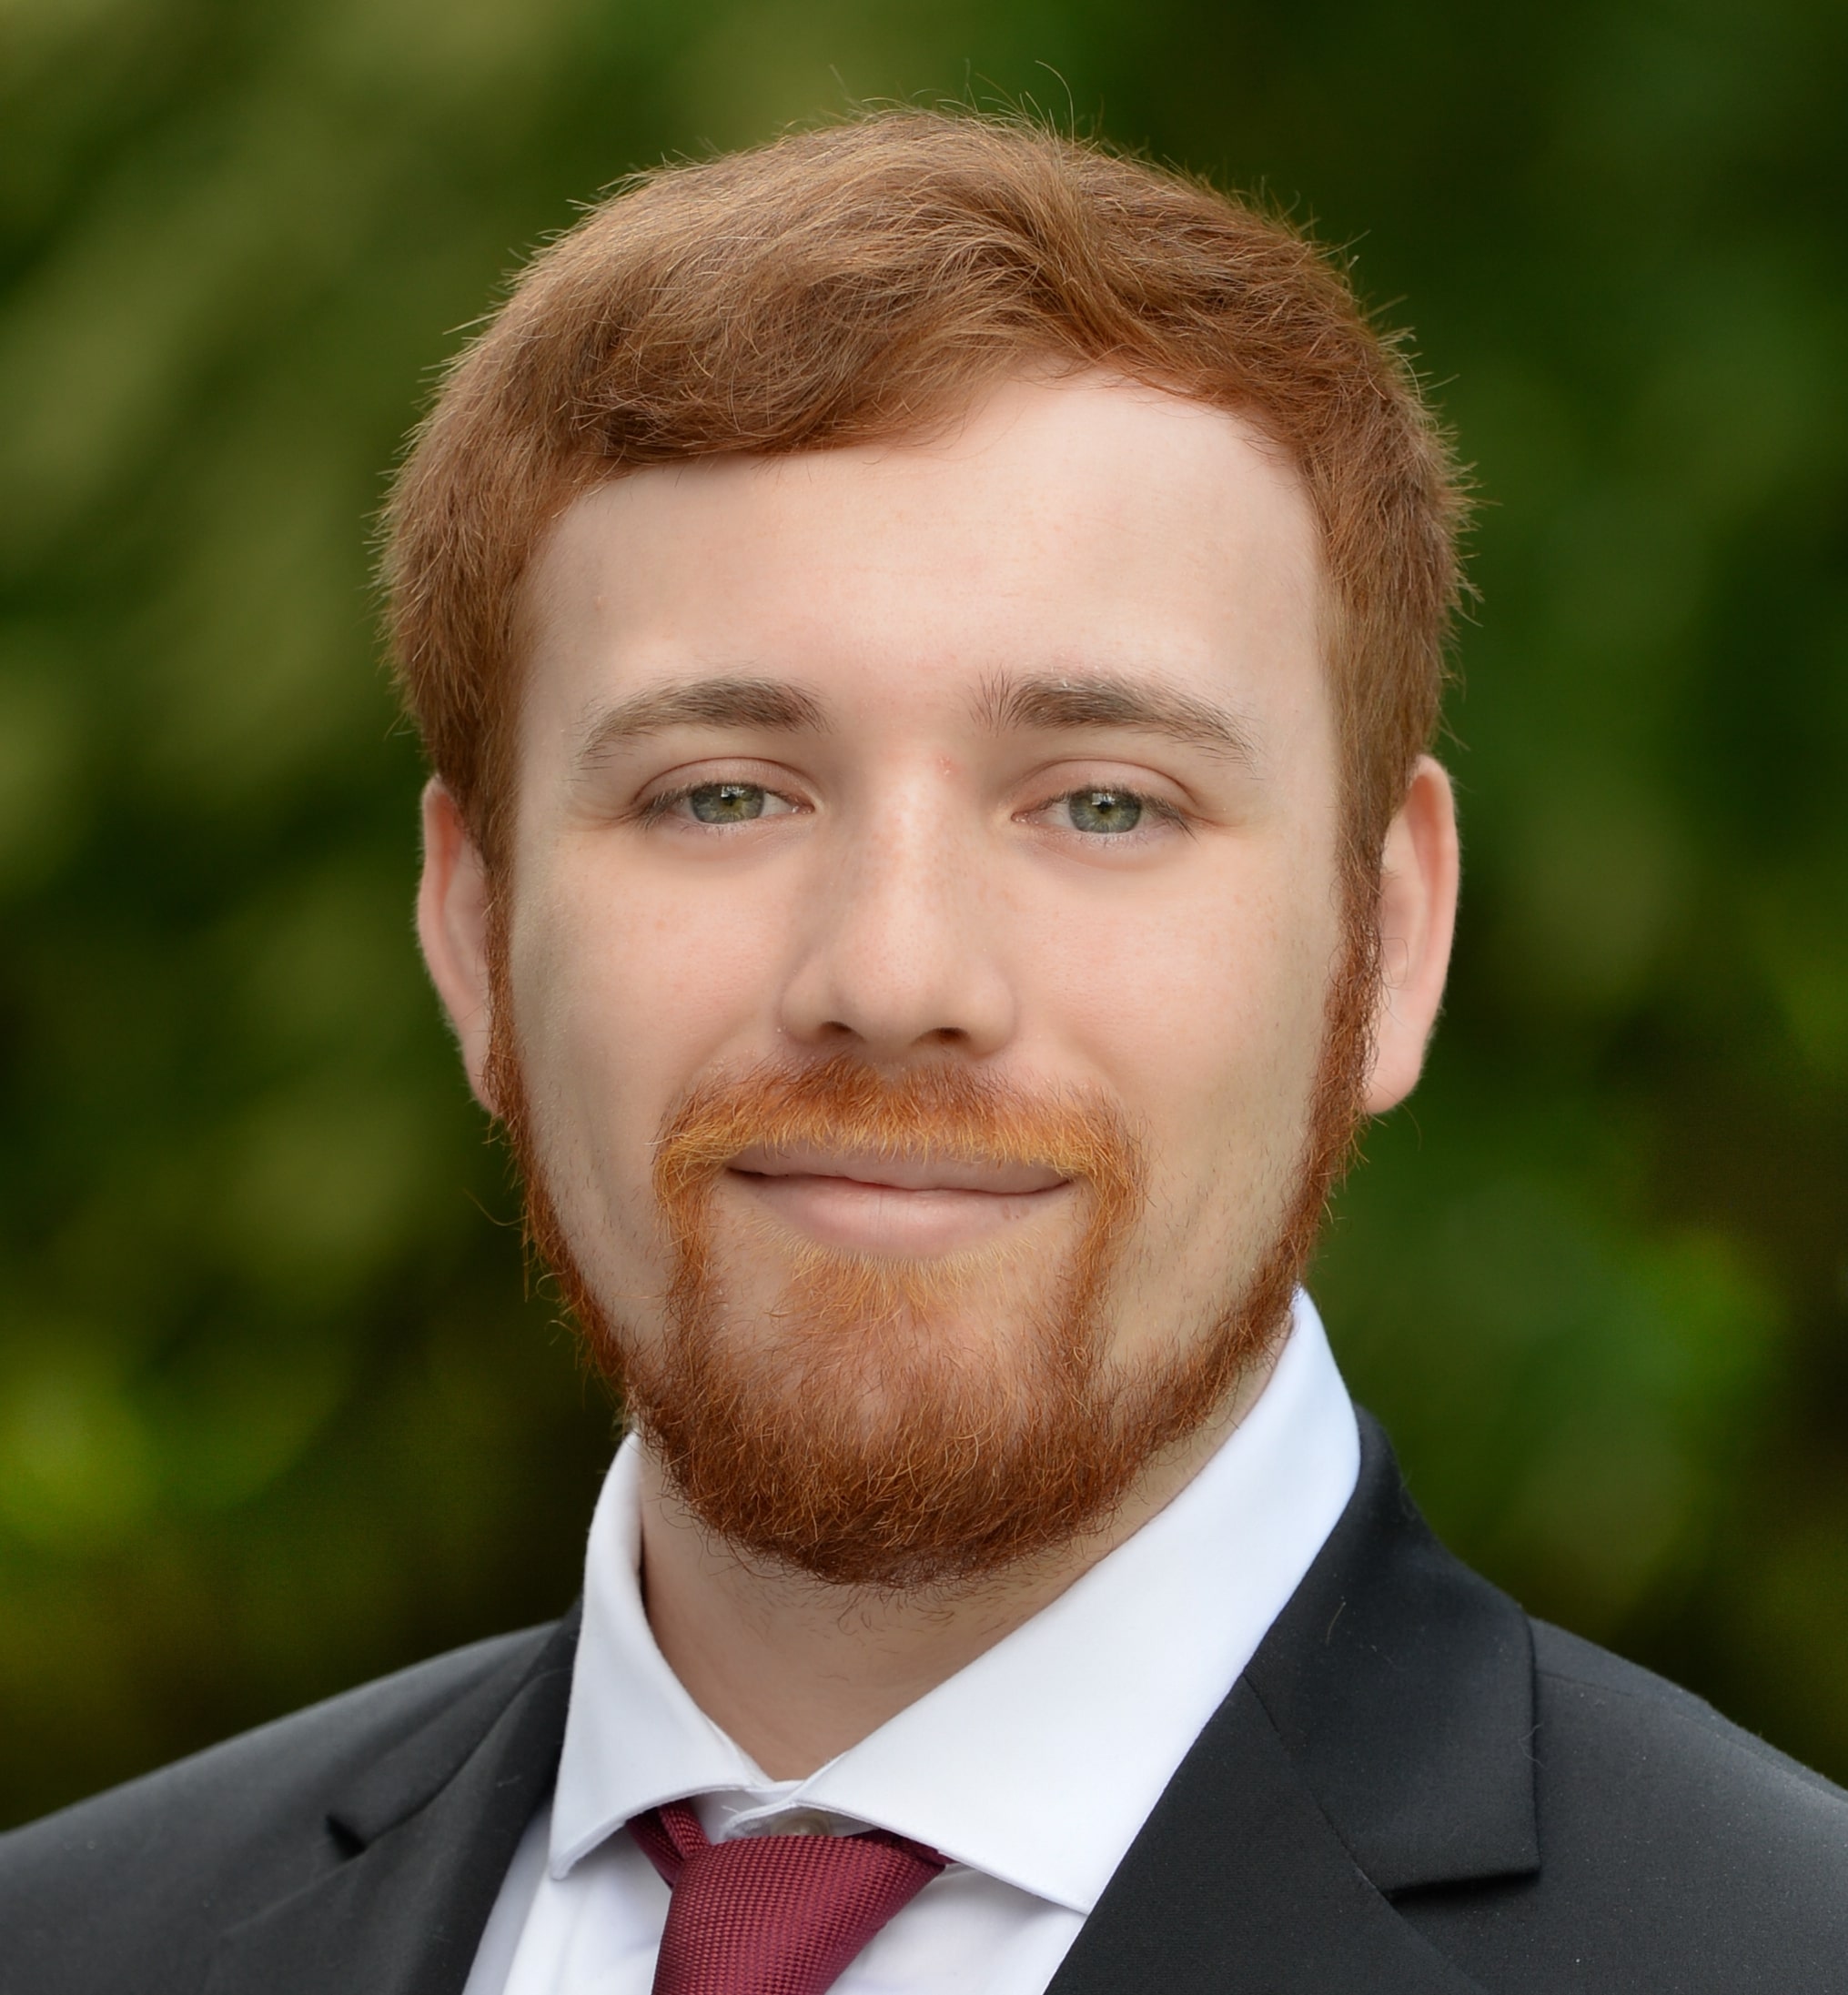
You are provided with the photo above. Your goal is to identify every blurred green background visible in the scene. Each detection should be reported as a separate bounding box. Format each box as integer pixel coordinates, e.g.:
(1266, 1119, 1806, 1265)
(4, 0, 1845, 1828)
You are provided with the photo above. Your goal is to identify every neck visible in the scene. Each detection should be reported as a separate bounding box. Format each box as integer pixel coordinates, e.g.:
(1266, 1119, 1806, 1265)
(634, 1365, 1274, 1779)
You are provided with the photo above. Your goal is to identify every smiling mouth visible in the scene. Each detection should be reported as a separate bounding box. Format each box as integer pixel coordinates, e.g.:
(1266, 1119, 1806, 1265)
(724, 1144, 1074, 1254)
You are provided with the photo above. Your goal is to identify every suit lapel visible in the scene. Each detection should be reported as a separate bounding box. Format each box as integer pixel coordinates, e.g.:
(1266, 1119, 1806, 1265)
(206, 1609, 580, 1995)
(1046, 1679, 1484, 1994)
(1242, 1416, 1538, 1893)
(1048, 1415, 1536, 1995)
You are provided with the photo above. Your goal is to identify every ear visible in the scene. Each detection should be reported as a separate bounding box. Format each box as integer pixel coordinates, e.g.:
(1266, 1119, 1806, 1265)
(416, 779, 499, 1114)
(1363, 754, 1459, 1115)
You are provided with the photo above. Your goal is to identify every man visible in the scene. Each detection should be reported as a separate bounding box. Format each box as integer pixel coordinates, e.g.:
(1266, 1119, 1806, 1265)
(3, 111, 1843, 1995)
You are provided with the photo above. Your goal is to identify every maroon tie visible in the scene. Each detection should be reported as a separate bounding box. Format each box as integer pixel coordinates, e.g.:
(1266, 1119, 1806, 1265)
(629, 1800, 948, 1995)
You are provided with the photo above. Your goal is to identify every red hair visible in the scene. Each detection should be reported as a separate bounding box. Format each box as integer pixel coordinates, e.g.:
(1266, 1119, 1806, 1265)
(383, 111, 1464, 898)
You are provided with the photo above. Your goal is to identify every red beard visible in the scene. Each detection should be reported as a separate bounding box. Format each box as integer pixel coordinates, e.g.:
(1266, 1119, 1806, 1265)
(493, 923, 1373, 1593)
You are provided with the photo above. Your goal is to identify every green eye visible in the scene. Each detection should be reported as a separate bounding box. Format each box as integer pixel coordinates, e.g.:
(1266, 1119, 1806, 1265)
(1065, 789, 1144, 834)
(687, 782, 768, 823)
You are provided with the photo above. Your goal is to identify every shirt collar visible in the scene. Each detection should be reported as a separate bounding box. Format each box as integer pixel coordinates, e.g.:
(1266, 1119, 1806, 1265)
(550, 1288, 1358, 1913)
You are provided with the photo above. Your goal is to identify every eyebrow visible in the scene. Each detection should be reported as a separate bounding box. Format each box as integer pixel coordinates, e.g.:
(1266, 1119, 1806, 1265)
(974, 670, 1264, 767)
(571, 666, 1262, 771)
(574, 676, 828, 770)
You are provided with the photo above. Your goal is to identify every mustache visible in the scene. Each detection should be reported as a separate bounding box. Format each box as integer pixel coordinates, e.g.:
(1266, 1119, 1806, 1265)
(651, 1053, 1147, 1225)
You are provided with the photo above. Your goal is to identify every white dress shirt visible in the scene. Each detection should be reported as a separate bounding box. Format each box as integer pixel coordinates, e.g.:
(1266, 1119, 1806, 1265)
(467, 1289, 1358, 1995)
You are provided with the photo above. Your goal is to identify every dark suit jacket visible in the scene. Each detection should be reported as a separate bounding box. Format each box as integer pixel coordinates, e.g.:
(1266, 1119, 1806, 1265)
(4, 1415, 1845, 1992)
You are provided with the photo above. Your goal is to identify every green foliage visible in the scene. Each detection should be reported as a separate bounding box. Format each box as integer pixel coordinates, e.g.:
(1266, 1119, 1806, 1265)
(3, 0, 1844, 1825)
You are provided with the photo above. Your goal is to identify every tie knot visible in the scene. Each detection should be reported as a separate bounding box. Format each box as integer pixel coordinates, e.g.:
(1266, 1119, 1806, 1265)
(629, 1801, 947, 1995)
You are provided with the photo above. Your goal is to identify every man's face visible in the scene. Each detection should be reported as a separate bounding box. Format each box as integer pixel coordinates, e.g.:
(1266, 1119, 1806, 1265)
(478, 373, 1354, 1581)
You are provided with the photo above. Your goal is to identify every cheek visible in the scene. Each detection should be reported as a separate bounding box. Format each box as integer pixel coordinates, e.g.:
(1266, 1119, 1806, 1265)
(1033, 857, 1340, 1218)
(506, 844, 792, 1245)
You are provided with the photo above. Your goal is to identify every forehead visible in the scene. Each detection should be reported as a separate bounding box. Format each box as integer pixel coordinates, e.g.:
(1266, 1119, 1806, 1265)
(520, 372, 1325, 735)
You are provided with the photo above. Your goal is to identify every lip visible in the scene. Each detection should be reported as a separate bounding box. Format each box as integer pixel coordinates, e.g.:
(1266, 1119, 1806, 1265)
(728, 1142, 1067, 1196)
(723, 1144, 1073, 1255)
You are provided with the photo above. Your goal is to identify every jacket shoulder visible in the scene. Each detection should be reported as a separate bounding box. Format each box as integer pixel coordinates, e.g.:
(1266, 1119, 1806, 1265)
(1532, 1617, 1848, 1812)
(1401, 1617, 1848, 1991)
(0, 1623, 560, 1991)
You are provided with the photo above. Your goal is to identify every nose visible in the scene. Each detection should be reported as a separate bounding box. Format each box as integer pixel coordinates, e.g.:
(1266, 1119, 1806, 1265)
(776, 771, 1017, 1062)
